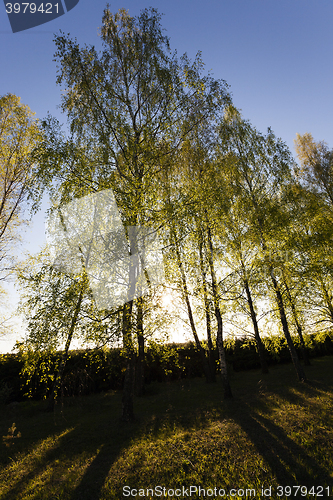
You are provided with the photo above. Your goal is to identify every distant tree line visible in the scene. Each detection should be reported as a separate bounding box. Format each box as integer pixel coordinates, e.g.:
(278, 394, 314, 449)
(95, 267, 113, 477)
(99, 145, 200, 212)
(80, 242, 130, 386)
(0, 331, 333, 405)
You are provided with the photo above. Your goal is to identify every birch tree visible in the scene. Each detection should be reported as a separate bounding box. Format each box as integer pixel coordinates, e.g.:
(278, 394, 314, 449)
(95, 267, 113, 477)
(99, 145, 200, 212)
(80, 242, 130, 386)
(32, 7, 230, 420)
(0, 93, 42, 280)
(218, 107, 307, 382)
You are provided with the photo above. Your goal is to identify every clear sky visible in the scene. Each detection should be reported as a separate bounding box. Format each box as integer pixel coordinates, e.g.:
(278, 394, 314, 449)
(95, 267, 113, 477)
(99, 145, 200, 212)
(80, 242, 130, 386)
(0, 0, 332, 352)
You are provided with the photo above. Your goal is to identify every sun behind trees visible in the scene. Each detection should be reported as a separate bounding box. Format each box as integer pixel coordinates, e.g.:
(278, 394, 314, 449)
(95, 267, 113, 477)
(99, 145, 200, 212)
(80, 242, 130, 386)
(15, 7, 333, 421)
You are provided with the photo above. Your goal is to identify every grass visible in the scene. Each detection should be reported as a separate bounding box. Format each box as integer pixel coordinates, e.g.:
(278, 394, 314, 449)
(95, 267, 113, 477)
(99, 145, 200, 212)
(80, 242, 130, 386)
(0, 358, 333, 499)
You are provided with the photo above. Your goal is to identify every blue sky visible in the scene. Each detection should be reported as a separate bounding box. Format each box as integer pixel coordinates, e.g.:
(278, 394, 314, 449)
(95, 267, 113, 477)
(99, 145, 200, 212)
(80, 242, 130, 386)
(0, 0, 332, 351)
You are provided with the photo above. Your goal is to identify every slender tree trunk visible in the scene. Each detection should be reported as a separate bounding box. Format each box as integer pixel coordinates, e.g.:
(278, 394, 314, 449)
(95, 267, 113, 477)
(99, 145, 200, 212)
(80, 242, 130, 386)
(206, 224, 232, 399)
(121, 300, 135, 422)
(248, 190, 306, 382)
(215, 304, 233, 399)
(283, 277, 311, 366)
(135, 296, 145, 396)
(121, 227, 139, 422)
(172, 228, 213, 383)
(270, 270, 307, 382)
(47, 288, 84, 412)
(242, 274, 269, 373)
(198, 224, 216, 382)
(205, 305, 216, 382)
(319, 277, 333, 322)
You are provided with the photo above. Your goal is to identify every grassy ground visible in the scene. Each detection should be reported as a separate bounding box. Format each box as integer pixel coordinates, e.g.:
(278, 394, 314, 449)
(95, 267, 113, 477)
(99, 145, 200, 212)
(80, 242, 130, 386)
(0, 358, 333, 499)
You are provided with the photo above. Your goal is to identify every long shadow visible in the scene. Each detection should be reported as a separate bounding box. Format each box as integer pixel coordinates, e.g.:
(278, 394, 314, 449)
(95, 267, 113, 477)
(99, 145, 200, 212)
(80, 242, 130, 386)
(0, 427, 75, 500)
(69, 419, 141, 500)
(225, 397, 332, 488)
(71, 362, 333, 498)
(250, 367, 333, 428)
(0, 395, 142, 500)
(68, 381, 212, 500)
(2, 367, 333, 499)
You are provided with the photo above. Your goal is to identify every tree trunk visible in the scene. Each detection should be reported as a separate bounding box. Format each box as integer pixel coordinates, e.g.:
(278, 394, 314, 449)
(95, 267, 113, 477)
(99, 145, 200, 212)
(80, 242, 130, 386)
(135, 297, 145, 396)
(215, 305, 233, 399)
(246, 169, 306, 381)
(121, 226, 141, 422)
(198, 224, 216, 382)
(283, 277, 311, 366)
(172, 228, 213, 383)
(320, 277, 333, 323)
(206, 224, 233, 399)
(242, 273, 269, 373)
(47, 288, 84, 412)
(206, 308, 217, 382)
(121, 300, 135, 422)
(270, 270, 307, 382)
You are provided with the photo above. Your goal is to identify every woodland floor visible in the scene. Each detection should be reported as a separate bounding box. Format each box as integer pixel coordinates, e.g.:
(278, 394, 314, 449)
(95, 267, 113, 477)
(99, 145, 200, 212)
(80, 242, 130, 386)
(0, 357, 333, 499)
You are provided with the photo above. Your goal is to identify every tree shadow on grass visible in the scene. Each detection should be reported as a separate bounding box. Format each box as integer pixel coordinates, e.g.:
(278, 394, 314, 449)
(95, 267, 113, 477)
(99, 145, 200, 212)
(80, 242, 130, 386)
(0, 394, 142, 500)
(67, 381, 213, 500)
(69, 419, 141, 500)
(2, 364, 333, 499)
(0, 426, 75, 500)
(71, 361, 333, 498)
(225, 396, 332, 489)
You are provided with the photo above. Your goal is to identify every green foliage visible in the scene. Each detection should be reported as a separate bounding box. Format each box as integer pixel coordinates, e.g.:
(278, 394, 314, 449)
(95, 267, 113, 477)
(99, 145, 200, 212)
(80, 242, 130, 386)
(0, 332, 330, 402)
(0, 94, 42, 284)
(145, 341, 209, 381)
(0, 93, 42, 229)
(0, 352, 23, 402)
(19, 348, 58, 400)
(16, 348, 126, 400)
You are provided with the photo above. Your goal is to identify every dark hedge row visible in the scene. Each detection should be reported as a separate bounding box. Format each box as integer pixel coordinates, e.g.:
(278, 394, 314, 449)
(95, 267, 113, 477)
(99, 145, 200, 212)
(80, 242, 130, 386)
(0, 331, 332, 403)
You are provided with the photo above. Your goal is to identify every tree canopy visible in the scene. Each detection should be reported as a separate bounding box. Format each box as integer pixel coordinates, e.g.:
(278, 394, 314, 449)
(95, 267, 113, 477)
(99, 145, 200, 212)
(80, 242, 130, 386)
(0, 93, 42, 280)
